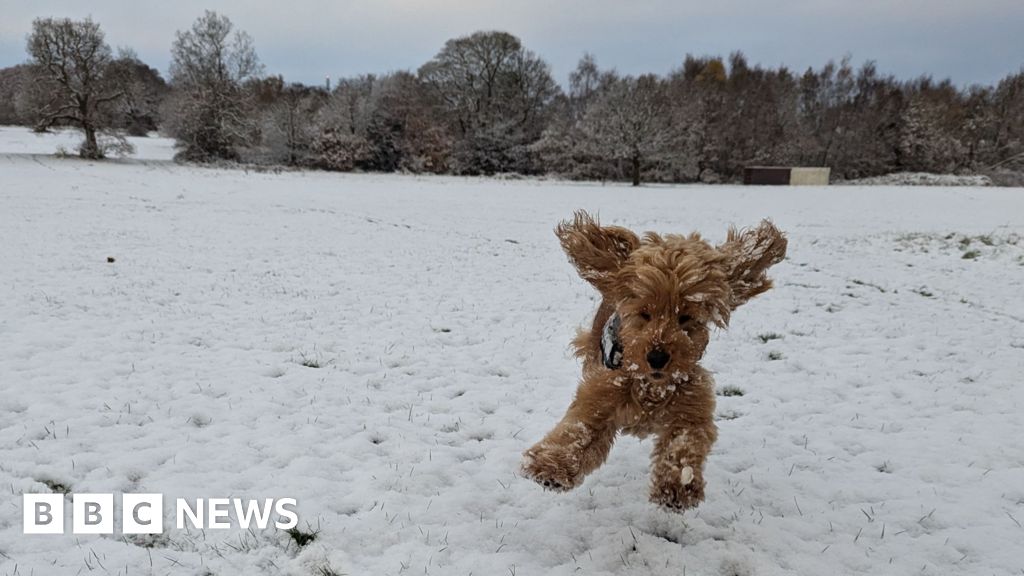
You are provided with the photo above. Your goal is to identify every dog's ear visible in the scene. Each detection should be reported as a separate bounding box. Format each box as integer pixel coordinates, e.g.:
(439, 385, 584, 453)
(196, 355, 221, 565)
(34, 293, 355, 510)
(556, 211, 639, 294)
(718, 220, 787, 309)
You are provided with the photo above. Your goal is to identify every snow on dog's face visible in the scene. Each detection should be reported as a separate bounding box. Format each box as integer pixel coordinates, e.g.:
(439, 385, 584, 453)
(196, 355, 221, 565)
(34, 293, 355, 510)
(557, 211, 787, 383)
(611, 235, 731, 382)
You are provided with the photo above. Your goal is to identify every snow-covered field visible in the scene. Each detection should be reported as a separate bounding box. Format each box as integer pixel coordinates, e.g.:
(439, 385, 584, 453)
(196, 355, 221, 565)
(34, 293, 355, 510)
(1, 126, 1023, 575)
(0, 126, 176, 162)
(840, 172, 995, 187)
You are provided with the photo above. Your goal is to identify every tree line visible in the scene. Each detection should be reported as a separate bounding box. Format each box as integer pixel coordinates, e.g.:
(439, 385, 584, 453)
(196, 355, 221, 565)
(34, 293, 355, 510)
(2, 11, 1023, 184)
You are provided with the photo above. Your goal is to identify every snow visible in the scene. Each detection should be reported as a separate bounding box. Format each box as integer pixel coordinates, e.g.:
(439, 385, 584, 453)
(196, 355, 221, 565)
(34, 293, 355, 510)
(1, 125, 1024, 575)
(0, 126, 177, 161)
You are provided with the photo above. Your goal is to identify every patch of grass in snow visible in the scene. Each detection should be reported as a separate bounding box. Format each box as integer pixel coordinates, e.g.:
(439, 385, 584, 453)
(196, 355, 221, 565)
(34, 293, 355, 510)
(912, 287, 934, 298)
(851, 278, 887, 293)
(716, 410, 742, 421)
(296, 349, 331, 369)
(901, 231, 1021, 261)
(720, 558, 753, 576)
(188, 413, 212, 428)
(125, 532, 171, 549)
(38, 478, 71, 495)
(315, 565, 346, 576)
(757, 332, 783, 343)
(468, 430, 494, 441)
(216, 533, 266, 565)
(285, 524, 320, 548)
(767, 351, 784, 361)
(717, 385, 745, 397)
(651, 527, 682, 544)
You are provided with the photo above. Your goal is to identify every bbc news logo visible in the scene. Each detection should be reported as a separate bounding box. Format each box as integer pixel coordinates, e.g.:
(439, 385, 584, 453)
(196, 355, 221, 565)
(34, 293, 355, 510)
(23, 494, 298, 535)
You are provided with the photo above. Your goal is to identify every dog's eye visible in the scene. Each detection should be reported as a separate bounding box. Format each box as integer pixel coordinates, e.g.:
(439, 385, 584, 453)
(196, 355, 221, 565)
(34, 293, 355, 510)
(678, 314, 692, 325)
(639, 312, 651, 321)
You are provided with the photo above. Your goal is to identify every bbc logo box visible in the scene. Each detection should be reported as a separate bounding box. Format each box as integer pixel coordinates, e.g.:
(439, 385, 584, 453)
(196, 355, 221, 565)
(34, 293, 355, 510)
(23, 493, 163, 535)
(22, 494, 64, 535)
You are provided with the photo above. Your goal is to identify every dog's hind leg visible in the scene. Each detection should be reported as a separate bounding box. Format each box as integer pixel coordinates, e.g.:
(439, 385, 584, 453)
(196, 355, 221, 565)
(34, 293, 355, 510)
(521, 375, 626, 491)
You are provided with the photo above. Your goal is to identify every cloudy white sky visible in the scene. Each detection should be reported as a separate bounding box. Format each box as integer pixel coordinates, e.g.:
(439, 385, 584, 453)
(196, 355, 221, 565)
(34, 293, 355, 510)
(1, 0, 1022, 87)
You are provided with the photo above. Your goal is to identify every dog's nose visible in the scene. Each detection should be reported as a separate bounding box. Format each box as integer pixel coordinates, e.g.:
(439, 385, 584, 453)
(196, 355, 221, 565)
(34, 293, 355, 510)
(646, 348, 670, 370)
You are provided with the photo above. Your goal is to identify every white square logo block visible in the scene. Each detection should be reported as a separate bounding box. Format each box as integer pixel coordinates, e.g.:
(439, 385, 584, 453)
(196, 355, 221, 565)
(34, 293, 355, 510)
(23, 494, 65, 534)
(73, 494, 114, 534)
(122, 494, 163, 534)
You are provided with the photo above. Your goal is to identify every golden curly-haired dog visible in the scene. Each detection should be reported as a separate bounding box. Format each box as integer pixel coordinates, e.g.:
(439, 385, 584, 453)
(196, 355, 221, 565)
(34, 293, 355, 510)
(522, 211, 787, 511)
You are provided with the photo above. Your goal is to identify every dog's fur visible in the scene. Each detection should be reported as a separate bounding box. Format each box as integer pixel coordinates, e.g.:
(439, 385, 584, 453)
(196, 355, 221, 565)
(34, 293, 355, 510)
(522, 211, 787, 511)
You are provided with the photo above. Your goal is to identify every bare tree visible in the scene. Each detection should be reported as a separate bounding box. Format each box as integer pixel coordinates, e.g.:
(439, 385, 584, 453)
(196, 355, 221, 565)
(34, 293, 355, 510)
(667, 56, 729, 182)
(309, 75, 376, 171)
(166, 11, 262, 161)
(989, 71, 1024, 167)
(261, 82, 326, 166)
(419, 31, 558, 174)
(568, 53, 603, 120)
(0, 64, 49, 126)
(104, 49, 168, 136)
(532, 54, 620, 180)
(365, 71, 452, 173)
(26, 17, 126, 158)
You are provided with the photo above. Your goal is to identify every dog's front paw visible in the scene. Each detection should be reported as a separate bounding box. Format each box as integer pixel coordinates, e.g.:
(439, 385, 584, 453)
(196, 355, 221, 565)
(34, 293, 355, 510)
(650, 466, 705, 512)
(521, 444, 582, 492)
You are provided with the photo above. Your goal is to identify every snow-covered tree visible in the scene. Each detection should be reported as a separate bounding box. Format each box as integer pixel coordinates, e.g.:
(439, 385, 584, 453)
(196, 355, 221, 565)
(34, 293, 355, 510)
(308, 75, 375, 171)
(666, 56, 730, 182)
(165, 11, 262, 161)
(418, 31, 558, 174)
(104, 49, 168, 136)
(26, 17, 128, 158)
(531, 54, 620, 180)
(895, 84, 965, 173)
(362, 71, 452, 173)
(0, 64, 52, 127)
(260, 82, 326, 166)
(581, 74, 672, 186)
(990, 71, 1024, 167)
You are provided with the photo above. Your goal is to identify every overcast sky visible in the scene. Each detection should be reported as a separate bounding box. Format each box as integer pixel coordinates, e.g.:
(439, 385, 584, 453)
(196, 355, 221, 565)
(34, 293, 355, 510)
(1, 0, 1022, 88)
